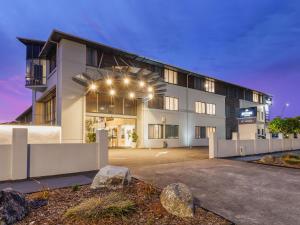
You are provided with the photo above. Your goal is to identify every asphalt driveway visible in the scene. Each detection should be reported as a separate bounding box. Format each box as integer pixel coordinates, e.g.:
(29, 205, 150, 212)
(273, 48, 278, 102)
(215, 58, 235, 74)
(132, 159, 300, 225)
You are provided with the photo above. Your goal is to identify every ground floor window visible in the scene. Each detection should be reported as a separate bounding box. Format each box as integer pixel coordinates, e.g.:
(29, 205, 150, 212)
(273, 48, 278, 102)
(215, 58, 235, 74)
(195, 126, 216, 138)
(148, 124, 163, 139)
(44, 95, 56, 125)
(165, 125, 179, 139)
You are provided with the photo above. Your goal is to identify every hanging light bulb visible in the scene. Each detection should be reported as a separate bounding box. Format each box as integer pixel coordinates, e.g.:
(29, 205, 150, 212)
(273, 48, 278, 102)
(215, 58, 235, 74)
(123, 77, 130, 85)
(89, 83, 97, 91)
(109, 89, 116, 96)
(148, 86, 153, 92)
(106, 78, 113, 86)
(129, 92, 135, 99)
(139, 80, 145, 87)
(148, 93, 154, 99)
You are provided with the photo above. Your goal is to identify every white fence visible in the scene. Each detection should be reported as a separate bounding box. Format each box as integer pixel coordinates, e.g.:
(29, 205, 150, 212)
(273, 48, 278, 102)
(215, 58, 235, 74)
(209, 133, 300, 158)
(0, 128, 108, 181)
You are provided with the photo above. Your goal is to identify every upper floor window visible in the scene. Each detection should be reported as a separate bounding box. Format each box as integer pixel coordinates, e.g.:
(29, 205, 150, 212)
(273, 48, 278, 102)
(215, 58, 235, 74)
(253, 92, 259, 103)
(206, 103, 216, 115)
(164, 96, 178, 111)
(195, 101, 206, 114)
(86, 47, 98, 67)
(204, 79, 215, 93)
(164, 69, 178, 84)
(49, 50, 57, 73)
(148, 124, 163, 139)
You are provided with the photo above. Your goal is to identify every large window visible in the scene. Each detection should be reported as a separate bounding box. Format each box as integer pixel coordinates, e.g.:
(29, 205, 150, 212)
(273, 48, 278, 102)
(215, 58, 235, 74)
(195, 101, 206, 114)
(164, 96, 178, 111)
(164, 69, 178, 84)
(44, 96, 56, 125)
(86, 47, 98, 67)
(206, 103, 216, 115)
(165, 125, 179, 139)
(148, 124, 163, 139)
(195, 126, 206, 139)
(253, 92, 259, 103)
(206, 127, 216, 137)
(204, 79, 215, 93)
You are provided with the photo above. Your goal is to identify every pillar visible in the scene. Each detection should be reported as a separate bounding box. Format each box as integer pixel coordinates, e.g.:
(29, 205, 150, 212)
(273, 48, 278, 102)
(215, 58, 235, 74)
(96, 129, 108, 169)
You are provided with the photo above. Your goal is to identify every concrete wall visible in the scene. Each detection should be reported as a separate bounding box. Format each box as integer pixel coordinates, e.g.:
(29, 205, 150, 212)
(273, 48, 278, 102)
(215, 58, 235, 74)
(0, 145, 11, 180)
(0, 125, 61, 144)
(0, 128, 108, 181)
(209, 132, 300, 158)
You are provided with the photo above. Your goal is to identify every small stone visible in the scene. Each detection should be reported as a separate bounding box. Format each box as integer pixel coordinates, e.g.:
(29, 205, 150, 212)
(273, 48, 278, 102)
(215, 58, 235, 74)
(91, 165, 131, 190)
(160, 183, 194, 218)
(0, 188, 29, 225)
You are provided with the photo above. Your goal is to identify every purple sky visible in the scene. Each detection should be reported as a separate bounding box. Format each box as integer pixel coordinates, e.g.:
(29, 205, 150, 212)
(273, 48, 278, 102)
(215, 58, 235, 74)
(0, 0, 300, 122)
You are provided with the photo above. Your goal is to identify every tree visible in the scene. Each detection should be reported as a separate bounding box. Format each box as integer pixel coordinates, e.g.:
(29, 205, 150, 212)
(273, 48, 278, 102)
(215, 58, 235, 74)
(268, 116, 300, 136)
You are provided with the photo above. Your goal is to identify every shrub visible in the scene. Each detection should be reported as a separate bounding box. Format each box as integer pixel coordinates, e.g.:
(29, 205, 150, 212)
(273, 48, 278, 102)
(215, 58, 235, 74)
(71, 184, 80, 192)
(30, 186, 50, 201)
(281, 154, 300, 165)
(64, 192, 136, 221)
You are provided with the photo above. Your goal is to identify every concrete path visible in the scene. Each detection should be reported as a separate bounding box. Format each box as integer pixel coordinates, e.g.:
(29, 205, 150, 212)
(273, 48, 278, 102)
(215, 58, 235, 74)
(132, 159, 300, 225)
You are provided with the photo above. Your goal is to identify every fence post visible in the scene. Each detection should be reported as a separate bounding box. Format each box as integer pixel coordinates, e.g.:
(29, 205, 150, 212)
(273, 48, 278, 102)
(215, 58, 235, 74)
(209, 132, 218, 159)
(266, 133, 272, 153)
(96, 129, 108, 169)
(278, 133, 284, 152)
(11, 128, 28, 180)
(288, 134, 294, 150)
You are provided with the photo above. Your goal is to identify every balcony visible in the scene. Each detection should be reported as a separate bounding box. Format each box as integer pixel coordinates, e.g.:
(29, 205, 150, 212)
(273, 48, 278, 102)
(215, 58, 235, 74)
(25, 59, 47, 91)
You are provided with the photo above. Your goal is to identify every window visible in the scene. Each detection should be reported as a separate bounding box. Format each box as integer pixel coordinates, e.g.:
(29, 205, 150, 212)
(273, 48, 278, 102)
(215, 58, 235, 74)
(44, 96, 56, 125)
(206, 127, 216, 137)
(195, 126, 206, 139)
(204, 79, 215, 93)
(86, 47, 98, 66)
(206, 103, 216, 115)
(49, 50, 56, 73)
(165, 125, 179, 139)
(164, 69, 178, 84)
(148, 95, 164, 109)
(195, 101, 206, 114)
(148, 124, 163, 139)
(253, 92, 259, 103)
(164, 96, 178, 111)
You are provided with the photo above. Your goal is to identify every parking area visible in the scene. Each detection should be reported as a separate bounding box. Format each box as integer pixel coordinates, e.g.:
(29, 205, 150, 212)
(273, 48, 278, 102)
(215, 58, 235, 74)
(109, 147, 209, 168)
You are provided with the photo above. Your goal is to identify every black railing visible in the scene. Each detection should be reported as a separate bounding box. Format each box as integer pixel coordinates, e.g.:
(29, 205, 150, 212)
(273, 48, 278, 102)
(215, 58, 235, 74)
(25, 77, 46, 86)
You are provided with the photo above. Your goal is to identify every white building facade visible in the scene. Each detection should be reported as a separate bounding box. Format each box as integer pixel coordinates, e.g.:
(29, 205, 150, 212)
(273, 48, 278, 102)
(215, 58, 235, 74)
(17, 30, 272, 148)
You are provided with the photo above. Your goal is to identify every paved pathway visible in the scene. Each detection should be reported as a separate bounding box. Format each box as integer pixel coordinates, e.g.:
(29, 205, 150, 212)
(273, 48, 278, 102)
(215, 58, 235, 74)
(132, 159, 300, 225)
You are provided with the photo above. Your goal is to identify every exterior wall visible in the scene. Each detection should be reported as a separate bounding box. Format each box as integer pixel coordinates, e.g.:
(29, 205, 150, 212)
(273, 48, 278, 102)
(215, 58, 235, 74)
(140, 84, 226, 148)
(0, 145, 11, 180)
(57, 39, 86, 143)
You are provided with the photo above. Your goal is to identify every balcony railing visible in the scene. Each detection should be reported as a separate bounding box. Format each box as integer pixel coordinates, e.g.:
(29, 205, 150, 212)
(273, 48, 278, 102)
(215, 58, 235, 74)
(25, 59, 47, 90)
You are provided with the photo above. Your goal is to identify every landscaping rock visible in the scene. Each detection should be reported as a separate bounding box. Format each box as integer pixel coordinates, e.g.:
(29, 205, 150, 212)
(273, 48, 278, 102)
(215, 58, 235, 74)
(260, 155, 276, 164)
(29, 199, 48, 209)
(0, 188, 29, 225)
(91, 165, 131, 190)
(160, 183, 194, 218)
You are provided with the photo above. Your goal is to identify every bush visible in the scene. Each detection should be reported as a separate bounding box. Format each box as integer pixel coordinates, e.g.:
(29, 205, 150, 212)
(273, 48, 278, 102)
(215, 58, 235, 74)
(64, 192, 136, 221)
(71, 184, 80, 192)
(281, 154, 300, 165)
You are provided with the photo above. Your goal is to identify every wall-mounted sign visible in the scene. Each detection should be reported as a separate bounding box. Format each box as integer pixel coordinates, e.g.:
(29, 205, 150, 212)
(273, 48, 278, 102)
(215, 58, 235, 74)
(238, 118, 257, 124)
(238, 107, 257, 119)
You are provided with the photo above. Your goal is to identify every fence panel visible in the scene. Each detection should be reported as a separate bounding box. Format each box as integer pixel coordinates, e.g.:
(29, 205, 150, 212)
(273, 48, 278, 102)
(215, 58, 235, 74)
(0, 145, 11, 180)
(217, 140, 236, 157)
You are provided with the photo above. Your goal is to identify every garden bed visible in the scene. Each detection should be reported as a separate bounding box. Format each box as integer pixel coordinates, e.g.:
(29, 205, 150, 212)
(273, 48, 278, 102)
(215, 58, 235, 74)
(17, 179, 232, 225)
(254, 154, 300, 169)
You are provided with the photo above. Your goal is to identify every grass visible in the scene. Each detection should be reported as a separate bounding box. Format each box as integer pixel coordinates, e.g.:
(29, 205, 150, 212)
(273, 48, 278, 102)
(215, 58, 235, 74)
(281, 154, 300, 165)
(63, 192, 136, 221)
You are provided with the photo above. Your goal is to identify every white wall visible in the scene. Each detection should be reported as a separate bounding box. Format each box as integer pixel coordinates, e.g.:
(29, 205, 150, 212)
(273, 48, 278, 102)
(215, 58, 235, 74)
(30, 143, 98, 177)
(0, 145, 11, 180)
(0, 125, 61, 144)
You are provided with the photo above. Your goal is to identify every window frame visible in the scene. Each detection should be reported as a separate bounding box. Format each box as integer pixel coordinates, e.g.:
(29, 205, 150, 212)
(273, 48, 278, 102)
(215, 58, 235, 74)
(195, 101, 206, 114)
(164, 96, 179, 111)
(164, 68, 178, 84)
(165, 124, 179, 139)
(148, 124, 164, 139)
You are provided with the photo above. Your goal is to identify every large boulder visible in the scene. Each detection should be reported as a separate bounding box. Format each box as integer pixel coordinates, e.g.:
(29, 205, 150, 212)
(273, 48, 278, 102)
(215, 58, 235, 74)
(91, 165, 131, 190)
(260, 155, 276, 164)
(0, 188, 29, 225)
(160, 183, 194, 218)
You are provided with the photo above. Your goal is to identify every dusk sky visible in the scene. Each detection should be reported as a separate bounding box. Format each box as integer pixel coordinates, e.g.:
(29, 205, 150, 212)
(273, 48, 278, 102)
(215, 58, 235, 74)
(0, 0, 300, 122)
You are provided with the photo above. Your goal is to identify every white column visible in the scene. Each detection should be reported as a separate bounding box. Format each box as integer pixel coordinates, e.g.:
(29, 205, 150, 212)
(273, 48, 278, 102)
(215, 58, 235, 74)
(11, 128, 28, 180)
(209, 132, 218, 159)
(96, 129, 108, 169)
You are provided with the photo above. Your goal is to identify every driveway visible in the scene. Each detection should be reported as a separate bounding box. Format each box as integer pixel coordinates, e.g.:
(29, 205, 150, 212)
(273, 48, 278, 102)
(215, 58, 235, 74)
(109, 147, 208, 168)
(131, 159, 300, 225)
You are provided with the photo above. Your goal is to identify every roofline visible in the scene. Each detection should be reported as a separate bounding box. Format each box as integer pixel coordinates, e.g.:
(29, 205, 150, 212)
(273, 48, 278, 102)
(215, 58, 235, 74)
(17, 37, 46, 46)
(15, 106, 32, 121)
(31, 29, 271, 96)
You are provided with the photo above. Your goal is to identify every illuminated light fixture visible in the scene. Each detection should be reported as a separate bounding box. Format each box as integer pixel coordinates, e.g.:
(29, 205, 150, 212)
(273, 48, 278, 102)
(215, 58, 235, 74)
(286, 103, 290, 107)
(106, 78, 113, 86)
(129, 92, 135, 99)
(147, 86, 153, 92)
(139, 80, 145, 87)
(148, 93, 154, 99)
(123, 77, 130, 85)
(109, 89, 116, 96)
(89, 83, 97, 91)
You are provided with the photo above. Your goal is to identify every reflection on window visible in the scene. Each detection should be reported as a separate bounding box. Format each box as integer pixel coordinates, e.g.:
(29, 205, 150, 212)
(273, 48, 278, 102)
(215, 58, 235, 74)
(195, 126, 206, 139)
(165, 125, 179, 139)
(164, 69, 178, 84)
(195, 101, 206, 114)
(204, 79, 215, 93)
(148, 124, 163, 139)
(164, 96, 178, 111)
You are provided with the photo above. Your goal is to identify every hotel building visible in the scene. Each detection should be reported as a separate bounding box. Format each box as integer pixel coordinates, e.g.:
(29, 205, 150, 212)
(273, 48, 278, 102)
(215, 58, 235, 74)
(16, 30, 272, 148)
